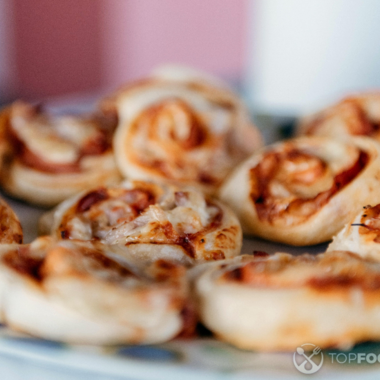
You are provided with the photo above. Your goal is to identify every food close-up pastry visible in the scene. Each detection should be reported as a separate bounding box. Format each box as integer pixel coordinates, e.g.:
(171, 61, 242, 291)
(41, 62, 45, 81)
(0, 237, 191, 344)
(104, 65, 263, 194)
(219, 136, 380, 245)
(298, 93, 380, 141)
(328, 203, 380, 261)
(0, 197, 23, 244)
(194, 251, 380, 351)
(40, 180, 242, 265)
(0, 101, 121, 207)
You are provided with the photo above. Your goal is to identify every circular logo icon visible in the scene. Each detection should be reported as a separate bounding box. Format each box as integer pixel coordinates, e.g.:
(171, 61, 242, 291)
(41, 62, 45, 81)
(293, 343, 324, 374)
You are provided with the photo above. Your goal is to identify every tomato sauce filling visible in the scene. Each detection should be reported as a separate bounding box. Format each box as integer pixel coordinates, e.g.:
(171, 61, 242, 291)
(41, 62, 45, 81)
(121, 199, 223, 259)
(224, 252, 380, 290)
(128, 99, 222, 185)
(250, 147, 369, 224)
(306, 99, 380, 137)
(2, 246, 44, 281)
(59, 187, 158, 240)
(6, 109, 114, 174)
(2, 242, 137, 282)
(60, 187, 223, 259)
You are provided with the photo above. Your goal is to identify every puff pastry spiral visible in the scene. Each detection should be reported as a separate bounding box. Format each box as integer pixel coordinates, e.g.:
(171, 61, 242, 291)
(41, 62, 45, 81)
(298, 93, 380, 141)
(40, 180, 242, 264)
(0, 101, 121, 206)
(106, 66, 262, 194)
(219, 136, 380, 245)
(0, 237, 190, 344)
(195, 251, 380, 351)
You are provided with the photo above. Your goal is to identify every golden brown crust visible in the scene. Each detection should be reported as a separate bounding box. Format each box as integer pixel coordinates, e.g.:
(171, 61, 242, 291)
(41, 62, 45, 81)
(0, 198, 22, 244)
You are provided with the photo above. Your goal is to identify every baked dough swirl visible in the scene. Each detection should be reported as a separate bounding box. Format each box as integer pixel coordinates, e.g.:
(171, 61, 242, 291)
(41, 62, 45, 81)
(219, 136, 380, 245)
(298, 93, 380, 141)
(0, 101, 121, 206)
(0, 237, 190, 344)
(40, 180, 242, 264)
(328, 203, 380, 261)
(194, 251, 380, 351)
(0, 198, 23, 244)
(106, 65, 262, 194)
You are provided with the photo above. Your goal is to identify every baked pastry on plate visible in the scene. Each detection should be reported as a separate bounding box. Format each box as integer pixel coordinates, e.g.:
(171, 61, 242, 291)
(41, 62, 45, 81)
(104, 65, 262, 194)
(0, 101, 121, 207)
(0, 237, 190, 344)
(219, 136, 380, 245)
(298, 92, 380, 141)
(194, 251, 380, 351)
(0, 108, 10, 172)
(40, 180, 242, 265)
(328, 203, 380, 261)
(0, 197, 22, 244)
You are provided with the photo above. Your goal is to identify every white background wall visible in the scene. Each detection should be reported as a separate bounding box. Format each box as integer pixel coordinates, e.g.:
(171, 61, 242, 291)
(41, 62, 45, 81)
(247, 0, 380, 116)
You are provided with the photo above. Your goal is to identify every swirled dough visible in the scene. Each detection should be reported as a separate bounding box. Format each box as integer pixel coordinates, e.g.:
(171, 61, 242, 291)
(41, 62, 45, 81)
(298, 93, 380, 141)
(40, 180, 242, 265)
(194, 251, 380, 351)
(104, 65, 262, 194)
(0, 101, 121, 207)
(219, 136, 380, 245)
(0, 237, 190, 344)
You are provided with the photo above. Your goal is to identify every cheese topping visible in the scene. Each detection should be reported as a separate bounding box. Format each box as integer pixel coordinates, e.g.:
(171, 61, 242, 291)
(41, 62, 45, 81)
(58, 183, 223, 259)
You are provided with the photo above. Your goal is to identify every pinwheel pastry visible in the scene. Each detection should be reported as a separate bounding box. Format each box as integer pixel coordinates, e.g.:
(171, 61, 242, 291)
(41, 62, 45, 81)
(194, 250, 380, 351)
(328, 203, 380, 261)
(0, 101, 121, 207)
(0, 108, 10, 172)
(103, 65, 262, 194)
(40, 180, 242, 265)
(0, 236, 191, 344)
(298, 93, 380, 141)
(219, 136, 380, 246)
(0, 197, 22, 244)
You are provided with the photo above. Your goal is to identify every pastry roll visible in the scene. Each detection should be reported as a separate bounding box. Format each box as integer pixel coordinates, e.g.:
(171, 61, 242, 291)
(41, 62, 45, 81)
(106, 65, 262, 194)
(0, 101, 121, 207)
(0, 108, 10, 172)
(219, 136, 380, 246)
(298, 93, 380, 141)
(194, 251, 380, 351)
(0, 198, 22, 244)
(0, 237, 190, 344)
(328, 203, 380, 261)
(40, 180, 242, 264)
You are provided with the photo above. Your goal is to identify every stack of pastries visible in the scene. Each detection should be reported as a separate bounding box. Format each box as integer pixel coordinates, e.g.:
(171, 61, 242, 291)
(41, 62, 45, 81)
(1, 66, 380, 352)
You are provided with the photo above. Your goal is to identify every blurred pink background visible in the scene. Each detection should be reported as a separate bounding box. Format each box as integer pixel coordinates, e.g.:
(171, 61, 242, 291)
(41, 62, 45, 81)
(0, 0, 247, 101)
